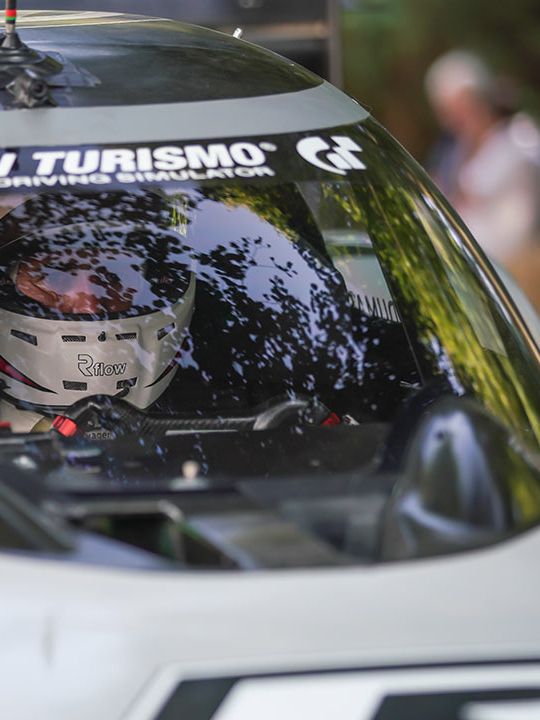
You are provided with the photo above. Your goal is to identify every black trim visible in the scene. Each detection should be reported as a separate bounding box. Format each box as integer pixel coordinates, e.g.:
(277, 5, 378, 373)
(155, 678, 235, 720)
(62, 335, 86, 343)
(62, 380, 88, 391)
(10, 329, 37, 345)
(155, 659, 540, 720)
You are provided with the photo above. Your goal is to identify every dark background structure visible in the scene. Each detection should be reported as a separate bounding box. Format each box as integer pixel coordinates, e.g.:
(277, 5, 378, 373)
(37, 0, 343, 86)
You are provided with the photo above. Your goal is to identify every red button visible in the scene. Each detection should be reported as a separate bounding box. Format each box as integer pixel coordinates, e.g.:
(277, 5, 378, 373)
(52, 416, 78, 437)
(322, 412, 341, 427)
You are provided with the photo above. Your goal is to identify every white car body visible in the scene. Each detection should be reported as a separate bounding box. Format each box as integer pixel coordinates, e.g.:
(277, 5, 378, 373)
(0, 11, 539, 720)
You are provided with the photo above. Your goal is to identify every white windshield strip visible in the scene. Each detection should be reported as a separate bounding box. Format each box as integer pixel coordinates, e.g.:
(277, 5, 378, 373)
(0, 83, 368, 148)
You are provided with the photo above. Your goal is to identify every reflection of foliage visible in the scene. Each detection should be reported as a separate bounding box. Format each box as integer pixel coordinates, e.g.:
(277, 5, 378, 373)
(321, 182, 365, 228)
(1, 191, 173, 241)
(0, 192, 193, 320)
(178, 188, 365, 410)
(314, 181, 368, 263)
(202, 183, 327, 254)
(0, 187, 369, 420)
(355, 118, 540, 516)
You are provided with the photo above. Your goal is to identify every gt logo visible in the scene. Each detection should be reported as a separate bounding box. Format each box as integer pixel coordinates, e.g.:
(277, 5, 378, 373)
(78, 354, 127, 377)
(296, 136, 366, 175)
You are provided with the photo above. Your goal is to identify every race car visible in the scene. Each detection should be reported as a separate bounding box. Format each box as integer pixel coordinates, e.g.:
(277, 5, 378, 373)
(1, 6, 540, 720)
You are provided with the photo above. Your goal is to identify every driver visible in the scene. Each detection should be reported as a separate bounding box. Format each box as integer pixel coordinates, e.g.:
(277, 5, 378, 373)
(0, 220, 195, 434)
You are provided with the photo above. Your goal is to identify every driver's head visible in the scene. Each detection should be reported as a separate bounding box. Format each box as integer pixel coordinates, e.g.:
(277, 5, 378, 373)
(0, 202, 195, 414)
(14, 248, 142, 314)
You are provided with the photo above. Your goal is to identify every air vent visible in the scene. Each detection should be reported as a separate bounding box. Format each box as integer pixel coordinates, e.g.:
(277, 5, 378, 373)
(117, 377, 137, 390)
(116, 333, 137, 341)
(158, 323, 175, 340)
(62, 335, 86, 343)
(10, 329, 37, 346)
(63, 381, 88, 391)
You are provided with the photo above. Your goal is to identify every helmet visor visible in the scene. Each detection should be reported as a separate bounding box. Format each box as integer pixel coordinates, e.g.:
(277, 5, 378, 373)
(13, 248, 148, 315)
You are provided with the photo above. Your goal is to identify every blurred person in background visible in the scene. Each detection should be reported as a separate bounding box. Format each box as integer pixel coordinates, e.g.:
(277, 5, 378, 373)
(425, 50, 540, 281)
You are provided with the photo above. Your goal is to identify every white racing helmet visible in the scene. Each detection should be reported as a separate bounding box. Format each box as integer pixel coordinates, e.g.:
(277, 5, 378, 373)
(0, 207, 195, 414)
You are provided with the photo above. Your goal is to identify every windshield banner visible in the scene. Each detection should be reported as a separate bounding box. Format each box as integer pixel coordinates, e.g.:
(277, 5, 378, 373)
(0, 130, 367, 192)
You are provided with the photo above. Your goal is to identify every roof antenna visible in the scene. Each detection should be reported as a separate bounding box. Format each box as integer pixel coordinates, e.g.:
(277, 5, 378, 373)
(0, 0, 64, 107)
(2, 0, 22, 50)
(0, 0, 51, 63)
(0, 1, 99, 109)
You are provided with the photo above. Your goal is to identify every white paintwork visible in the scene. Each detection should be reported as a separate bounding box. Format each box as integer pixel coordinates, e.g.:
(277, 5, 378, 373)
(0, 82, 367, 148)
(0, 10, 536, 720)
(2, 526, 540, 719)
(465, 699, 540, 720)
(18, 11, 133, 24)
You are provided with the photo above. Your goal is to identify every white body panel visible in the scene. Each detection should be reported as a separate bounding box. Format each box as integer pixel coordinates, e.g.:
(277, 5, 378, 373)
(0, 12, 536, 720)
(2, 527, 540, 719)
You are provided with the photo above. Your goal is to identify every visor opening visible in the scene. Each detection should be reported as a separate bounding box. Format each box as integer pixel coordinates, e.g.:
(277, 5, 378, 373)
(62, 381, 88, 391)
(117, 377, 137, 389)
(11, 329, 37, 346)
(158, 323, 175, 340)
(62, 335, 86, 343)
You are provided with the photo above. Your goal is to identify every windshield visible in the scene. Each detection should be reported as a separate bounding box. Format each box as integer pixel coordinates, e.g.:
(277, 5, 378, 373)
(0, 118, 539, 567)
(0, 119, 538, 459)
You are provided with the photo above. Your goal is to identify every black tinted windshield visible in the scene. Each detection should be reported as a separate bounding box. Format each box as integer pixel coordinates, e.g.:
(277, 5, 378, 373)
(0, 119, 538, 461)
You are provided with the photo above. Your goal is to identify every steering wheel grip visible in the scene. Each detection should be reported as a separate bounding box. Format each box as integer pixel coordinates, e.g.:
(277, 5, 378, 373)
(57, 394, 331, 437)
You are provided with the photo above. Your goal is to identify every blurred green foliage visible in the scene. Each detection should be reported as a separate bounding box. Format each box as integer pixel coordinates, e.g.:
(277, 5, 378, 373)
(342, 0, 540, 160)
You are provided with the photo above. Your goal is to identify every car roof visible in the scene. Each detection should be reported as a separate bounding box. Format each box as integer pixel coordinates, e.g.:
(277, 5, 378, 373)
(17, 10, 321, 105)
(0, 10, 368, 147)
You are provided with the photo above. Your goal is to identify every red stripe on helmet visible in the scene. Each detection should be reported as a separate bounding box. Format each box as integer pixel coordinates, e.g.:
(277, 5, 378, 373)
(0, 355, 55, 393)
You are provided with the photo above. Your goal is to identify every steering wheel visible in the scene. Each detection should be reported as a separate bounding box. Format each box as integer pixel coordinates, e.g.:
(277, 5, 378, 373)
(52, 394, 334, 439)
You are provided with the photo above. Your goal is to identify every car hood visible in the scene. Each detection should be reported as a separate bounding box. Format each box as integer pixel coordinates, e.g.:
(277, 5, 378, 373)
(2, 525, 540, 719)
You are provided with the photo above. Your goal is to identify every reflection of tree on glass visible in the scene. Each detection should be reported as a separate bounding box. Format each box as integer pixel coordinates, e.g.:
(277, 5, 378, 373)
(0, 121, 537, 481)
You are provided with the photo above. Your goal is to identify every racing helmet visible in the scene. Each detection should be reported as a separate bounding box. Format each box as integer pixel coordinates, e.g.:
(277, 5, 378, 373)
(0, 201, 195, 414)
